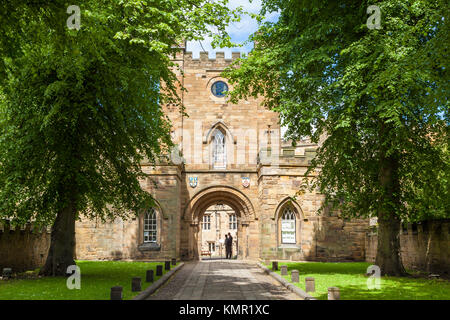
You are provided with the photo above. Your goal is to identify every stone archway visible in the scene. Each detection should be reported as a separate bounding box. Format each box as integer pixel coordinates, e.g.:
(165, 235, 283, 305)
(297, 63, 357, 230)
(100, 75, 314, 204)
(183, 186, 256, 260)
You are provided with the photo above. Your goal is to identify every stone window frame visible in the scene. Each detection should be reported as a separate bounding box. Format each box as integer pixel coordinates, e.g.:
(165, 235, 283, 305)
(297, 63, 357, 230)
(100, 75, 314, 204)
(143, 208, 158, 243)
(229, 214, 237, 230)
(211, 128, 227, 170)
(138, 206, 163, 251)
(203, 214, 211, 230)
(206, 76, 230, 103)
(274, 199, 303, 248)
(280, 206, 296, 244)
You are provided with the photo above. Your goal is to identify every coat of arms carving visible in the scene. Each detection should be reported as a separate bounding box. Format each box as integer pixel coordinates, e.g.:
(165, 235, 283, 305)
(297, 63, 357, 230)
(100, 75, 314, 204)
(189, 176, 198, 188)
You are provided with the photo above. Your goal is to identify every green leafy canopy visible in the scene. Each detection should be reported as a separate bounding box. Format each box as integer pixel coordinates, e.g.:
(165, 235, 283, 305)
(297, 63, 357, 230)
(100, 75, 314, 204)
(224, 0, 449, 222)
(0, 0, 240, 226)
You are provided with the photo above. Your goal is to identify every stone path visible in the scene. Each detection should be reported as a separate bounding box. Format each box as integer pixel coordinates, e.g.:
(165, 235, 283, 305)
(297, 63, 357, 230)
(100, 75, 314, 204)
(147, 260, 300, 300)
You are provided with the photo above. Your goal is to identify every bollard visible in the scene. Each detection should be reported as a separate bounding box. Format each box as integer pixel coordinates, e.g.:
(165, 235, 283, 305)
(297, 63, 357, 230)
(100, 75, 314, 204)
(328, 287, 340, 300)
(280, 265, 288, 276)
(110, 286, 123, 300)
(131, 277, 142, 292)
(165, 261, 171, 271)
(2, 268, 12, 279)
(171, 258, 177, 266)
(272, 261, 278, 271)
(146, 270, 154, 283)
(156, 265, 163, 276)
(305, 277, 315, 292)
(291, 270, 299, 283)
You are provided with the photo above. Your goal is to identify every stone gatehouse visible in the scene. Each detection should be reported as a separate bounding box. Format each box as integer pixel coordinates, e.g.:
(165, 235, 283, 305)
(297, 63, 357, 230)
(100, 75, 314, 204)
(75, 45, 369, 262)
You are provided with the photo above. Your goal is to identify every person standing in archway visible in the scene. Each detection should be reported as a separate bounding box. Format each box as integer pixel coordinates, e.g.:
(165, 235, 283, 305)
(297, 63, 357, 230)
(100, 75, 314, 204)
(226, 232, 233, 259)
(224, 234, 229, 259)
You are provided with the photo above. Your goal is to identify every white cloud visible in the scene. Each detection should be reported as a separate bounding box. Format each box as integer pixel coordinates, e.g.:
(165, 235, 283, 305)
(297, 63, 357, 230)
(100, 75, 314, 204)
(186, 0, 279, 59)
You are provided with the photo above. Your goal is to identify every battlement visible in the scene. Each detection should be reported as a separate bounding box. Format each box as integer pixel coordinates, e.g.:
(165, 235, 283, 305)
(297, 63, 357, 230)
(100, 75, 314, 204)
(0, 220, 51, 234)
(183, 51, 241, 68)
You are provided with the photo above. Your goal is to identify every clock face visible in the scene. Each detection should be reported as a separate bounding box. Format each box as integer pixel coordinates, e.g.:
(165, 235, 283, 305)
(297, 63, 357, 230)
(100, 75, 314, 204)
(211, 81, 228, 97)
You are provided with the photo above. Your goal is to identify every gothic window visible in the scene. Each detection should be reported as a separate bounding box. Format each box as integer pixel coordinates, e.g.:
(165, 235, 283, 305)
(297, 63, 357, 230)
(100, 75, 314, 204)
(229, 214, 237, 230)
(212, 129, 226, 169)
(281, 206, 296, 244)
(144, 209, 157, 243)
(203, 215, 211, 230)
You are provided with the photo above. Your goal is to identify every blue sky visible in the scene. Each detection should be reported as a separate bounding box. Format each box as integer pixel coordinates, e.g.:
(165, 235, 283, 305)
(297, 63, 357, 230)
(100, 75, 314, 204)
(186, 0, 279, 59)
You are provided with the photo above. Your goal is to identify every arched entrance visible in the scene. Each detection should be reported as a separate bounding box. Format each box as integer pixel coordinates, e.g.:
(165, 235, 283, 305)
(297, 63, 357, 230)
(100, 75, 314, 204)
(183, 186, 256, 260)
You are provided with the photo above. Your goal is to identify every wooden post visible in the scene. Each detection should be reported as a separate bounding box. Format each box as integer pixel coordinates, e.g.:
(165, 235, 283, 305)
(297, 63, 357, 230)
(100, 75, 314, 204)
(291, 270, 299, 283)
(280, 265, 288, 275)
(156, 265, 163, 276)
(328, 287, 340, 300)
(146, 270, 154, 283)
(305, 277, 315, 292)
(272, 261, 278, 271)
(110, 286, 123, 300)
(132, 277, 142, 292)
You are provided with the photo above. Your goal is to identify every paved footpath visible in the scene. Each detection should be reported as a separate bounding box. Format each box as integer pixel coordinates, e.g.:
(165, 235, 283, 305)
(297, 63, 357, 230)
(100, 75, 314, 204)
(147, 260, 300, 300)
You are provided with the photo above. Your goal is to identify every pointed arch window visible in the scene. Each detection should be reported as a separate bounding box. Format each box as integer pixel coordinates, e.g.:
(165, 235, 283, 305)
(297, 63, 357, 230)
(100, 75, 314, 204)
(144, 208, 157, 243)
(212, 129, 226, 169)
(281, 206, 296, 244)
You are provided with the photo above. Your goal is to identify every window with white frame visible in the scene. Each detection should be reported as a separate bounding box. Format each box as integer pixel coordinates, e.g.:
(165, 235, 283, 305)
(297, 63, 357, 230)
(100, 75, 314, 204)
(281, 207, 296, 244)
(208, 242, 215, 252)
(203, 215, 211, 230)
(212, 130, 226, 169)
(229, 214, 237, 230)
(144, 209, 157, 243)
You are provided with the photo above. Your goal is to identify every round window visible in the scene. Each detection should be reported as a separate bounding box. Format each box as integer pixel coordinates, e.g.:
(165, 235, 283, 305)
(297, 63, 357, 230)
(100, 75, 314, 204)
(211, 81, 228, 98)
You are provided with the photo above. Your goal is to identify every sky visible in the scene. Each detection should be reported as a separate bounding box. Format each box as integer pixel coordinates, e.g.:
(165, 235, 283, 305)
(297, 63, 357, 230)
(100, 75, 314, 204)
(186, 0, 279, 59)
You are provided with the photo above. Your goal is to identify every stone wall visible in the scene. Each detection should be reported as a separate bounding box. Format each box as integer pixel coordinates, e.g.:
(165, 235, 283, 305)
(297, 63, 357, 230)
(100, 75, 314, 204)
(366, 219, 450, 274)
(75, 163, 182, 261)
(0, 223, 50, 272)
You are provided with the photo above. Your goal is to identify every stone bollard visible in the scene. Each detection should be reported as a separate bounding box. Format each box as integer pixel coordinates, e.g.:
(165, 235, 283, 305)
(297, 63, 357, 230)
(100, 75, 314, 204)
(305, 277, 315, 292)
(110, 286, 123, 300)
(165, 261, 171, 271)
(272, 261, 278, 271)
(156, 265, 163, 276)
(2, 268, 12, 279)
(280, 265, 288, 276)
(291, 270, 299, 283)
(171, 258, 177, 266)
(328, 287, 340, 300)
(132, 277, 142, 292)
(146, 270, 154, 283)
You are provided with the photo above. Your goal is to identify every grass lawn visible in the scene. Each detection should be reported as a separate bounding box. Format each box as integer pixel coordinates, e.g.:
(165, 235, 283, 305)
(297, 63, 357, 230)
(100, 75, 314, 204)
(268, 262, 450, 300)
(0, 260, 176, 300)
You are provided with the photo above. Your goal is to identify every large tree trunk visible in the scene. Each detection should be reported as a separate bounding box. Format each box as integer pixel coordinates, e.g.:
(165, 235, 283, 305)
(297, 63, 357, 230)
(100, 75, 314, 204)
(40, 198, 77, 276)
(376, 212, 405, 276)
(375, 143, 406, 276)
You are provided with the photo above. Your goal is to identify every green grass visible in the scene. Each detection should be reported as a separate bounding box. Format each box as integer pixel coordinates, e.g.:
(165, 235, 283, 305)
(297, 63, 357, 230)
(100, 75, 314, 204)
(268, 262, 450, 300)
(0, 260, 176, 300)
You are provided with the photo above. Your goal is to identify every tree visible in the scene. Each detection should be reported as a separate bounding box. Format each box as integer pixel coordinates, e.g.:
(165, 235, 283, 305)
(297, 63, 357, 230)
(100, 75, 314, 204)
(224, 0, 449, 275)
(0, 0, 239, 276)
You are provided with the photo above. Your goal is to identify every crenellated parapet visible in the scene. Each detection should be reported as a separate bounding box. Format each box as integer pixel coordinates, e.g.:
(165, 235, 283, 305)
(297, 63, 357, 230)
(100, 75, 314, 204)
(0, 221, 51, 272)
(183, 51, 241, 69)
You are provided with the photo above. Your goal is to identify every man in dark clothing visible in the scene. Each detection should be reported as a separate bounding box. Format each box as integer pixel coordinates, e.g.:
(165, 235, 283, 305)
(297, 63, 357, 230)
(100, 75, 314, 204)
(224, 235, 229, 259)
(226, 232, 233, 259)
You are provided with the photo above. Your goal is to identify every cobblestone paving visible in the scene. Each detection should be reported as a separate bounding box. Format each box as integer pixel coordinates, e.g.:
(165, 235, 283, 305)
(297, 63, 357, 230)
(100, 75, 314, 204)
(147, 260, 300, 300)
